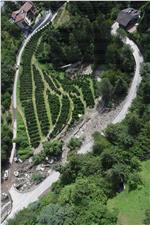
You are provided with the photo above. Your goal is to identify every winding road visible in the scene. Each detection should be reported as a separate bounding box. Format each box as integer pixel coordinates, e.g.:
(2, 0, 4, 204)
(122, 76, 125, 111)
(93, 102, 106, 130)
(3, 22, 143, 224)
(111, 22, 144, 123)
(9, 11, 58, 165)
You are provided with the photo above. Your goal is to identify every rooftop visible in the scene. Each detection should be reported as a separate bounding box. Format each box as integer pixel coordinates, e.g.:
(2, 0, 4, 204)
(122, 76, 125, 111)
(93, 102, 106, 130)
(116, 8, 140, 27)
(12, 1, 35, 23)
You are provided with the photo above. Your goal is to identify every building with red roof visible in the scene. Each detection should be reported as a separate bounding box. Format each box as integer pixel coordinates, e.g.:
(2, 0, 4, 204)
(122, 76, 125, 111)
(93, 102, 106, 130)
(11, 1, 36, 29)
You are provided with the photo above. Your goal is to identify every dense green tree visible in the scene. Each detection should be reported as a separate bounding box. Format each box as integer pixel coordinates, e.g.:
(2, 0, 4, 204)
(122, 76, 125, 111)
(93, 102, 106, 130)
(58, 184, 75, 205)
(142, 76, 150, 104)
(38, 203, 74, 225)
(105, 124, 122, 144)
(106, 37, 134, 73)
(101, 70, 124, 86)
(60, 155, 81, 185)
(67, 137, 82, 151)
(65, 33, 82, 63)
(1, 124, 13, 165)
(101, 150, 116, 171)
(105, 165, 124, 196)
(35, 1, 64, 12)
(141, 63, 150, 77)
(43, 140, 63, 158)
(113, 77, 128, 99)
(96, 69, 130, 105)
(130, 2, 150, 61)
(128, 173, 142, 191)
(120, 45, 134, 73)
(143, 209, 150, 225)
(14, 136, 28, 149)
(127, 113, 142, 136)
(106, 41, 121, 69)
(93, 132, 110, 155)
(93, 15, 111, 65)
(75, 201, 117, 225)
(7, 207, 38, 225)
(100, 78, 113, 105)
(33, 152, 46, 165)
(70, 178, 106, 206)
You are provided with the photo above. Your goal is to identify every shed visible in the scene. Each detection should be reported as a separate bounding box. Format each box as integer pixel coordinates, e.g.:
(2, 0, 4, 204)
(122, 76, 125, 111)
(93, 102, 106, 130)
(116, 8, 140, 28)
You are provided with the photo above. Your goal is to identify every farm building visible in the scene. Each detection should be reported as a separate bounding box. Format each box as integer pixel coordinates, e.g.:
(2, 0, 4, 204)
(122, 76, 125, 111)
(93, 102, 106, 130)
(116, 8, 140, 29)
(11, 1, 36, 29)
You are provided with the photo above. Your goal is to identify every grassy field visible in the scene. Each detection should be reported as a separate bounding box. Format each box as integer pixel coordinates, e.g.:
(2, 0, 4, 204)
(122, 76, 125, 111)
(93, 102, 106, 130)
(16, 109, 33, 160)
(52, 3, 70, 28)
(107, 160, 150, 225)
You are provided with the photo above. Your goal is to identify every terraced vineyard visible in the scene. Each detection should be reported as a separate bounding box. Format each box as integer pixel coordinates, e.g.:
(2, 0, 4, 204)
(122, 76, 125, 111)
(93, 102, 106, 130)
(32, 65, 50, 137)
(19, 24, 97, 151)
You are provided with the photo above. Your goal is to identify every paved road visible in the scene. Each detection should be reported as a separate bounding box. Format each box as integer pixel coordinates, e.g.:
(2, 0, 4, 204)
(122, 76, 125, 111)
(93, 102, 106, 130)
(9, 11, 57, 164)
(2, 171, 60, 224)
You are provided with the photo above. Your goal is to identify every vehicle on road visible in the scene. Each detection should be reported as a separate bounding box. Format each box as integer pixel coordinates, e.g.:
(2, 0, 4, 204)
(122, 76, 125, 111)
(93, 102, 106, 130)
(4, 170, 9, 180)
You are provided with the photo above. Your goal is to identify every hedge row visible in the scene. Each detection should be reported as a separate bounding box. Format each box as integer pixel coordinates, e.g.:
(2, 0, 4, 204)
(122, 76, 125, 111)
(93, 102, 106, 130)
(77, 79, 95, 108)
(20, 34, 43, 148)
(47, 90, 60, 125)
(70, 95, 85, 127)
(33, 65, 50, 136)
(20, 28, 50, 148)
(23, 100, 40, 148)
(44, 73, 61, 95)
(50, 95, 70, 137)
